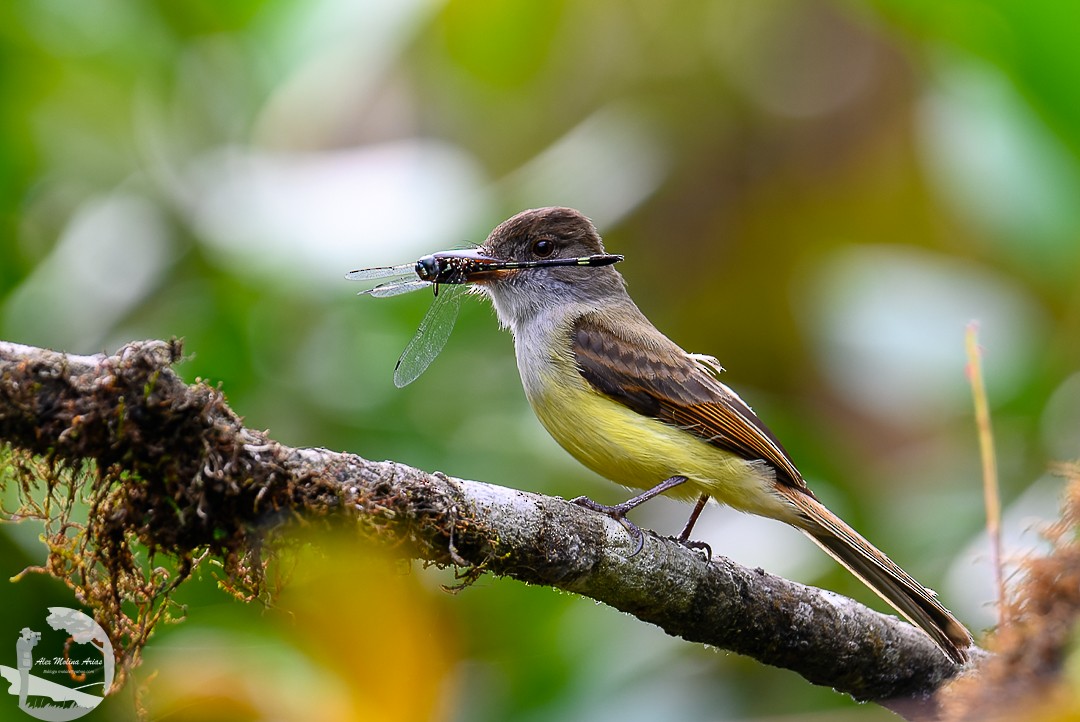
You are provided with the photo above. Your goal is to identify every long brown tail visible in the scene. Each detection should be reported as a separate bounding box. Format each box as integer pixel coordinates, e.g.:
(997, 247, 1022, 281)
(776, 485, 973, 664)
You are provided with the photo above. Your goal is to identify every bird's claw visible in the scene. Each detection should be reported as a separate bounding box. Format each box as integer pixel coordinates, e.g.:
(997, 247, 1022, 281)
(674, 536, 712, 561)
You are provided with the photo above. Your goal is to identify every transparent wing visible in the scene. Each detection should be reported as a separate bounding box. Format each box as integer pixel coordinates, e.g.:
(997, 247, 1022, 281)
(348, 262, 429, 297)
(365, 279, 431, 298)
(393, 285, 464, 388)
(345, 263, 416, 281)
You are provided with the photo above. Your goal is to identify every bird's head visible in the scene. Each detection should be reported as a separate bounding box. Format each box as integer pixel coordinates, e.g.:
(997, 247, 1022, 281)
(418, 207, 625, 328)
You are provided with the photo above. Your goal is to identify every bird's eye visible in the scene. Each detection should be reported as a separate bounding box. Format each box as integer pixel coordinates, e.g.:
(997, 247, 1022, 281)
(531, 239, 555, 258)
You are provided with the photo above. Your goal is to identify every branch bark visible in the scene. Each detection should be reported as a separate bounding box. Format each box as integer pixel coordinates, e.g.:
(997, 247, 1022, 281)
(0, 339, 973, 716)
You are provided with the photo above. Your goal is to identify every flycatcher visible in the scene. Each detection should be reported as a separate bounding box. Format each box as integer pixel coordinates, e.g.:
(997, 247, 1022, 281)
(417, 206, 972, 663)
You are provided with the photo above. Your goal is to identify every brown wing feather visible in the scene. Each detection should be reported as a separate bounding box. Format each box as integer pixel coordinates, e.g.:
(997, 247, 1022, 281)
(572, 312, 806, 490)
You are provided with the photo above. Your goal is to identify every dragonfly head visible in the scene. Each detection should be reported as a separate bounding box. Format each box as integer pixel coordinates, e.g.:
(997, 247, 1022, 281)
(414, 255, 442, 282)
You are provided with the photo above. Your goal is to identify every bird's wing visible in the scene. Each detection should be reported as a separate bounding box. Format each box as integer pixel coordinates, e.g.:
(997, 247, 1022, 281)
(571, 312, 807, 491)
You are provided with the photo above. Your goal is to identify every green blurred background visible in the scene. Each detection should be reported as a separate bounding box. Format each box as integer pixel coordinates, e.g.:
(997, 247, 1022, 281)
(2, 0, 1079, 719)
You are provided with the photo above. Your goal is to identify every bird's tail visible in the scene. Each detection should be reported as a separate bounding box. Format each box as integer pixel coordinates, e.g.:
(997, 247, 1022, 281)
(776, 486, 973, 664)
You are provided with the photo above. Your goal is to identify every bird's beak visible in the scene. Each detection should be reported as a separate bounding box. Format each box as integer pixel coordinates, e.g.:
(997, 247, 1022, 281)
(415, 249, 623, 285)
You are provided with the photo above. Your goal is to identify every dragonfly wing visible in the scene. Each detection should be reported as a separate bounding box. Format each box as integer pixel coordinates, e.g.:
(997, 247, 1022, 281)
(393, 286, 463, 388)
(365, 279, 431, 297)
(345, 263, 416, 281)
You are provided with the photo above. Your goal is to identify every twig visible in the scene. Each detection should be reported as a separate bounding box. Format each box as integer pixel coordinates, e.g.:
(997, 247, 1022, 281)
(965, 322, 1004, 629)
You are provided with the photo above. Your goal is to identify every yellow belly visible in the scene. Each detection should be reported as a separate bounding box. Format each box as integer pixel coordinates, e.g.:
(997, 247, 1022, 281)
(525, 366, 793, 521)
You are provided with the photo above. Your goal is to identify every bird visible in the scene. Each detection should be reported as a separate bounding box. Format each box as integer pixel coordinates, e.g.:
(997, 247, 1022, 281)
(418, 206, 973, 663)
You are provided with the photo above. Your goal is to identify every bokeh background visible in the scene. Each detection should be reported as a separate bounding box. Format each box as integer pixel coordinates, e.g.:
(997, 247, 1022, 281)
(2, 1, 1079, 720)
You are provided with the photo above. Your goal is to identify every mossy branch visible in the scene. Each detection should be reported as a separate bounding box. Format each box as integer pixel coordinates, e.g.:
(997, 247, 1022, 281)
(0, 339, 970, 716)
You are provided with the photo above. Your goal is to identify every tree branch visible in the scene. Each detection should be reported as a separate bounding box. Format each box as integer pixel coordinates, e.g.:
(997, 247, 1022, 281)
(0, 339, 971, 714)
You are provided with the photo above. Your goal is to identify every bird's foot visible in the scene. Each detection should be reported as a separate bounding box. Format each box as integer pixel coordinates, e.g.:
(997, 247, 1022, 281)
(570, 496, 647, 557)
(569, 476, 690, 558)
(671, 493, 712, 560)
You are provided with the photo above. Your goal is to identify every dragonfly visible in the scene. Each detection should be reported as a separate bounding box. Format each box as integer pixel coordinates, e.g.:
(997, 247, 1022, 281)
(345, 257, 468, 388)
(348, 249, 624, 387)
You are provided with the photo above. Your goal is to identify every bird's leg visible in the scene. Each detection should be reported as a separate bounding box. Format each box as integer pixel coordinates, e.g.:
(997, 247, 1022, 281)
(571, 475, 689, 557)
(675, 494, 713, 559)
